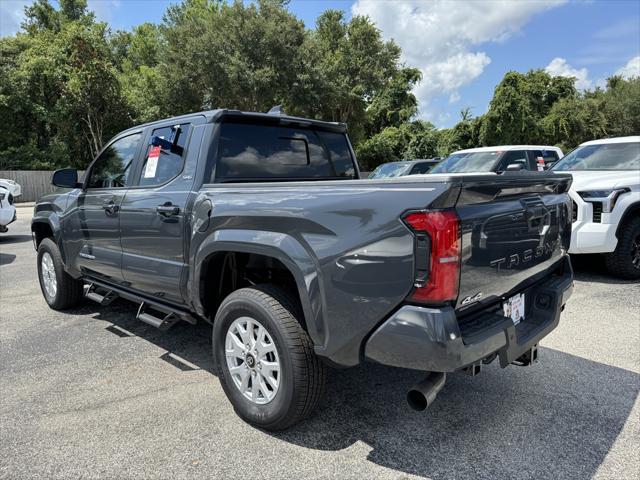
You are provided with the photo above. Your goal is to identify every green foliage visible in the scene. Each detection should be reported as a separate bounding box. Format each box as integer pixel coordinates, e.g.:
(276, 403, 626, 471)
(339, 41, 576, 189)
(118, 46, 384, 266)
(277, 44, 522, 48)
(356, 120, 438, 170)
(1, 0, 128, 169)
(480, 70, 577, 146)
(1, 0, 638, 171)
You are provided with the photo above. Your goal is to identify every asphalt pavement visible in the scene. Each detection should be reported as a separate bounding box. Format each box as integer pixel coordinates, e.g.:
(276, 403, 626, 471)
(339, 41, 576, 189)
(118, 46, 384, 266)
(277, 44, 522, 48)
(1, 205, 638, 479)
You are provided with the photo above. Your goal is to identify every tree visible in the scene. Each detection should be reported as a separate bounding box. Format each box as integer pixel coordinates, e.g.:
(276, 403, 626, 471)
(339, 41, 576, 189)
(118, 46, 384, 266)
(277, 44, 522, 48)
(480, 70, 577, 145)
(0, 0, 128, 169)
(304, 10, 404, 142)
(155, 0, 307, 117)
(365, 68, 421, 135)
(355, 120, 440, 170)
(600, 76, 640, 138)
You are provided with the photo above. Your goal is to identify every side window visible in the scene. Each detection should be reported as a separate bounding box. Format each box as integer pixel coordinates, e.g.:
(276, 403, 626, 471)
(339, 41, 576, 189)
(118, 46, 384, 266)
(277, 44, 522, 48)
(138, 124, 191, 187)
(540, 149, 559, 169)
(87, 133, 142, 189)
(213, 122, 356, 182)
(410, 162, 432, 175)
(499, 150, 530, 171)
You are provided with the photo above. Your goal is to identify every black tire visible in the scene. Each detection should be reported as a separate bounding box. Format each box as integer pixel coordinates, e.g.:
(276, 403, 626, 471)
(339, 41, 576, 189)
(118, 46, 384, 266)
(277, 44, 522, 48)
(605, 217, 640, 280)
(213, 285, 327, 431)
(37, 237, 84, 310)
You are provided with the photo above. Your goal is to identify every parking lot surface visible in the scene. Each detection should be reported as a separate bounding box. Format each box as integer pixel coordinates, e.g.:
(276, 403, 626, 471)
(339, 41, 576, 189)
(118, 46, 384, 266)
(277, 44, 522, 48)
(1, 205, 639, 479)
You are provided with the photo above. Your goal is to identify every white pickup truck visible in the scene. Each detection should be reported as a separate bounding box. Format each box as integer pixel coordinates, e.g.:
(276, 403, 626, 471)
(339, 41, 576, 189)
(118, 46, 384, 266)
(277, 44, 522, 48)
(552, 136, 640, 279)
(0, 186, 17, 233)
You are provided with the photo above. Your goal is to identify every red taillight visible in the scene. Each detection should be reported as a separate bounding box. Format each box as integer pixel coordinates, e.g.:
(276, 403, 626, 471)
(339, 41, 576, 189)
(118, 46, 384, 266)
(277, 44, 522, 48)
(403, 209, 461, 304)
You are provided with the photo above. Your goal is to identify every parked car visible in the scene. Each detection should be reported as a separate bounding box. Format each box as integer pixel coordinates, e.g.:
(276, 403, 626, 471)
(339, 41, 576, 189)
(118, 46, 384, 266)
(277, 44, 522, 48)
(552, 136, 640, 279)
(430, 146, 563, 174)
(0, 186, 17, 233)
(32, 109, 574, 430)
(0, 179, 22, 199)
(368, 158, 441, 178)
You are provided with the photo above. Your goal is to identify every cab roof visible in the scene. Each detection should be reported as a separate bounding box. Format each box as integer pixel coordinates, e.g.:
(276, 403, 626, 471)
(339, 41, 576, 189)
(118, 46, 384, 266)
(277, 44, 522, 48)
(579, 136, 640, 146)
(452, 145, 563, 154)
(121, 109, 347, 135)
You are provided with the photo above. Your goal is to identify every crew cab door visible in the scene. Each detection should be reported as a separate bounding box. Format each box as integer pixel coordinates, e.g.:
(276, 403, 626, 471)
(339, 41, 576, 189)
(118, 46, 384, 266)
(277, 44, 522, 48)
(118, 117, 205, 305)
(65, 131, 144, 282)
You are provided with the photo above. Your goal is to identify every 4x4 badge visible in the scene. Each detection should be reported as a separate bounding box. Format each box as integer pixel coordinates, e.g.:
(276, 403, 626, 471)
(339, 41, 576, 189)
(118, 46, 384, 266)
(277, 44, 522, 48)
(461, 292, 483, 305)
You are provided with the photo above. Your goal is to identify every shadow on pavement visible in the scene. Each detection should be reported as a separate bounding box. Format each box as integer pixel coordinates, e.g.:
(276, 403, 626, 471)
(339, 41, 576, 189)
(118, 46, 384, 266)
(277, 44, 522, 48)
(65, 299, 639, 480)
(0, 234, 33, 245)
(69, 299, 216, 373)
(571, 254, 638, 285)
(0, 252, 17, 266)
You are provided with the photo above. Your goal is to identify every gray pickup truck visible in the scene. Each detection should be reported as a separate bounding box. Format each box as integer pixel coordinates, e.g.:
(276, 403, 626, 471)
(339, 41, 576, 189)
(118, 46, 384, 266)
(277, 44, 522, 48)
(32, 109, 574, 430)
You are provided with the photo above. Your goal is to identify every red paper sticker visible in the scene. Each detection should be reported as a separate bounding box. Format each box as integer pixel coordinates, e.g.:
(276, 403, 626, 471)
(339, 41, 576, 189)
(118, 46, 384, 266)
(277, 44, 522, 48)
(148, 145, 161, 159)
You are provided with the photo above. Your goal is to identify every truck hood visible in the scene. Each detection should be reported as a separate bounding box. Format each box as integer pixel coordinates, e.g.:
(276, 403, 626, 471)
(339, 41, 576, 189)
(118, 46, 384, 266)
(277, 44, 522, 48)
(564, 170, 640, 191)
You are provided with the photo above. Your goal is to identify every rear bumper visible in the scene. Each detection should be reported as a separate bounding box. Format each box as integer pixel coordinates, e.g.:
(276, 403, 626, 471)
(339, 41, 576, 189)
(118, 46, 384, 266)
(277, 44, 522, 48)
(364, 259, 573, 372)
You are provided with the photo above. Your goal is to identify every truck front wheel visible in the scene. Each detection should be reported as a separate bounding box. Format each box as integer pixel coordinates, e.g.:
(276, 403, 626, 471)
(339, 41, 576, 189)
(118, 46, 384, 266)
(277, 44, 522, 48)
(605, 217, 640, 279)
(213, 285, 326, 430)
(37, 238, 83, 310)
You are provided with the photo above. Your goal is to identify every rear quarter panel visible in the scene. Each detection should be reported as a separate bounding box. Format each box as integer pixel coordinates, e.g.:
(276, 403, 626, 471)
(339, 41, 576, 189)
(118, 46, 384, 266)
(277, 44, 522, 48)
(191, 179, 451, 366)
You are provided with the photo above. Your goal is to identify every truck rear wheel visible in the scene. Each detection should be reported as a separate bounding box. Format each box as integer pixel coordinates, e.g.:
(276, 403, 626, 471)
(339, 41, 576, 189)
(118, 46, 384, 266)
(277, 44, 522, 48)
(213, 285, 326, 430)
(605, 217, 640, 280)
(37, 238, 84, 310)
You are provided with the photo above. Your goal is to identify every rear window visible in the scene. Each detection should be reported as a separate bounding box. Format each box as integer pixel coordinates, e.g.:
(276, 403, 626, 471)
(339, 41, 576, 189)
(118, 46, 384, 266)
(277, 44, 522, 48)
(213, 122, 356, 182)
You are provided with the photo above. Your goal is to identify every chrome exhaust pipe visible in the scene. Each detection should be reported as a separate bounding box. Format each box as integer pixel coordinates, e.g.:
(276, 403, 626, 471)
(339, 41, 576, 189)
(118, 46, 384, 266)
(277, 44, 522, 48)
(407, 372, 446, 411)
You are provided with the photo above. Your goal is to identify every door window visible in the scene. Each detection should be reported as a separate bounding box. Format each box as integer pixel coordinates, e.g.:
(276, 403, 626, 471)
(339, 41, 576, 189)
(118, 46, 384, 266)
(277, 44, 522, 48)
(87, 133, 142, 189)
(498, 150, 530, 171)
(138, 124, 191, 187)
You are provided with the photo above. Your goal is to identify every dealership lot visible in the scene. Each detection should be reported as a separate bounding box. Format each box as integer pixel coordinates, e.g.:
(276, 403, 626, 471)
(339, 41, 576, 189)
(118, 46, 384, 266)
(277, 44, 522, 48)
(1, 205, 638, 480)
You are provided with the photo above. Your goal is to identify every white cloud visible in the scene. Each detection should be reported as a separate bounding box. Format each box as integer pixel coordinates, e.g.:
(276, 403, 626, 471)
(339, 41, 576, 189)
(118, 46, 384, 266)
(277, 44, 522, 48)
(545, 57, 592, 90)
(615, 56, 640, 79)
(87, 0, 122, 24)
(0, 0, 30, 37)
(351, 0, 566, 121)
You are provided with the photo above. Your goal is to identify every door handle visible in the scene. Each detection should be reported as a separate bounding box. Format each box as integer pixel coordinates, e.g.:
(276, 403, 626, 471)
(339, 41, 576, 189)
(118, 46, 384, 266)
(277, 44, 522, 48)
(102, 200, 119, 215)
(156, 203, 180, 216)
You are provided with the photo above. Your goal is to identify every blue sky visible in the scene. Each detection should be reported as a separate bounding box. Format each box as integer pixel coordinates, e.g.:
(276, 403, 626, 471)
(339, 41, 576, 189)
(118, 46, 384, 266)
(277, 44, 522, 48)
(1, 0, 639, 128)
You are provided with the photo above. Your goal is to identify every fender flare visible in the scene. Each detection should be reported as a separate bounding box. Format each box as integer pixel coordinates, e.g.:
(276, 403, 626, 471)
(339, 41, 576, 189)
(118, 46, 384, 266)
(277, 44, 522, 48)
(31, 213, 62, 253)
(616, 201, 640, 237)
(190, 229, 326, 348)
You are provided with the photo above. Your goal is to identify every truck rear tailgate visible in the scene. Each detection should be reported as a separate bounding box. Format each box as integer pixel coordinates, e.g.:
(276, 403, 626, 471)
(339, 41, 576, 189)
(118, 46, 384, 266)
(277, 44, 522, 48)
(452, 173, 572, 314)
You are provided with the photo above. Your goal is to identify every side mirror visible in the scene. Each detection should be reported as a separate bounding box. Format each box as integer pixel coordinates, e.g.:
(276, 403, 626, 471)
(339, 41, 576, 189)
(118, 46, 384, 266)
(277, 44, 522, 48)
(506, 163, 524, 171)
(52, 168, 79, 188)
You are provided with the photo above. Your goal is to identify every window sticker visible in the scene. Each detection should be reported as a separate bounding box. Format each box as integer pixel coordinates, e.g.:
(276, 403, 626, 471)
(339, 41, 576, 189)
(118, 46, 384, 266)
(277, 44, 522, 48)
(144, 146, 161, 178)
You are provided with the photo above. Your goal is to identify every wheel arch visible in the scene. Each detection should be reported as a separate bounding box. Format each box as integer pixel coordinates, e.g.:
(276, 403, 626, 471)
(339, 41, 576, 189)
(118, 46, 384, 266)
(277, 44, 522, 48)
(31, 212, 60, 248)
(616, 201, 640, 237)
(191, 229, 326, 348)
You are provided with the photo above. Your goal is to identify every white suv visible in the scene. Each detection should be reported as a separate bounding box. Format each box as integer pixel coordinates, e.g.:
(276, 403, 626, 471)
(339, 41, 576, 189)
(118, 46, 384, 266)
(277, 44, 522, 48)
(552, 136, 640, 279)
(430, 145, 563, 173)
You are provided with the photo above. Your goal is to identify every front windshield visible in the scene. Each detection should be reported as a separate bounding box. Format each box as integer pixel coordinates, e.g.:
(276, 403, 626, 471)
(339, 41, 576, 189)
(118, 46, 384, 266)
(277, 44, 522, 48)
(430, 151, 502, 173)
(553, 142, 640, 171)
(369, 162, 411, 178)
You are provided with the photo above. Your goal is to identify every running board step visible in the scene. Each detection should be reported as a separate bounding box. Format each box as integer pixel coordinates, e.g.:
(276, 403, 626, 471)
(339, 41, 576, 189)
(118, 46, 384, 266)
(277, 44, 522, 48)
(85, 284, 118, 306)
(136, 302, 181, 331)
